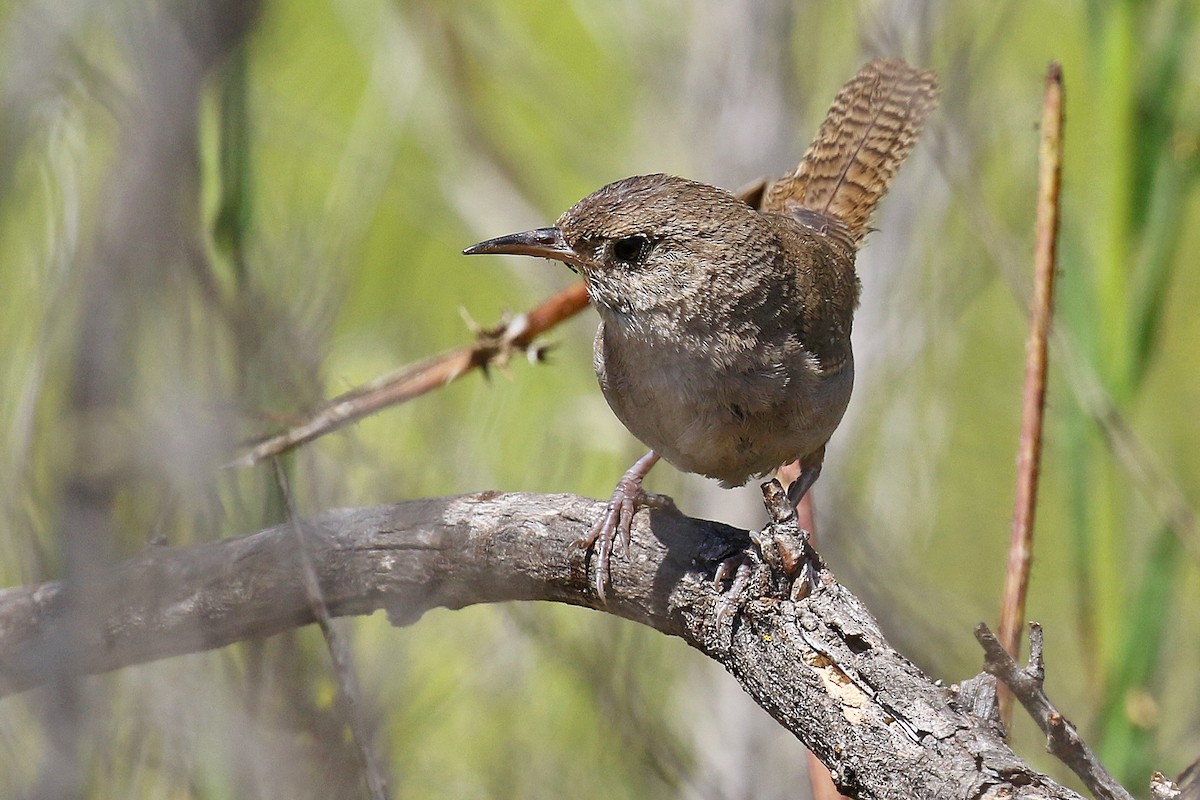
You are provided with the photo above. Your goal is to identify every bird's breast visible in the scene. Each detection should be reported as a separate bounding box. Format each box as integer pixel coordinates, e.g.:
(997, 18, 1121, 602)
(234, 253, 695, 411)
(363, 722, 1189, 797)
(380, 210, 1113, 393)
(593, 318, 853, 487)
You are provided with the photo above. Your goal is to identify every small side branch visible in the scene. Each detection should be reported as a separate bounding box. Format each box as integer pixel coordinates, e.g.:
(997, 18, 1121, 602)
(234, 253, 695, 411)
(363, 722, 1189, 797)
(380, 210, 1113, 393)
(976, 622, 1133, 800)
(1151, 755, 1200, 800)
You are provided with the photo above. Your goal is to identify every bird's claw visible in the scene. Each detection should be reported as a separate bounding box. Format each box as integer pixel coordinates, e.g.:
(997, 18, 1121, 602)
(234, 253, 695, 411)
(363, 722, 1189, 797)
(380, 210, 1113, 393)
(713, 553, 755, 623)
(577, 451, 665, 602)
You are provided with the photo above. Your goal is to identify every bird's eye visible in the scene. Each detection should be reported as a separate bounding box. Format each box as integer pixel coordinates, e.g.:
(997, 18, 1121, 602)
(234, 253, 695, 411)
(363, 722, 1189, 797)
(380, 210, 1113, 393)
(611, 235, 652, 266)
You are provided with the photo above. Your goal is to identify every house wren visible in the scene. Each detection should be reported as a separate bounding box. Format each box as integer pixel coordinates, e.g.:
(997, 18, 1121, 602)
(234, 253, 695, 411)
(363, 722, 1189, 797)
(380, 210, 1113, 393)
(465, 59, 938, 599)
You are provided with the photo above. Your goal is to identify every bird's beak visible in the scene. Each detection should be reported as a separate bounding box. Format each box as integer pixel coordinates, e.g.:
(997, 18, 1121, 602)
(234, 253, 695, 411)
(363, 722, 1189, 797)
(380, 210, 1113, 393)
(463, 227, 585, 272)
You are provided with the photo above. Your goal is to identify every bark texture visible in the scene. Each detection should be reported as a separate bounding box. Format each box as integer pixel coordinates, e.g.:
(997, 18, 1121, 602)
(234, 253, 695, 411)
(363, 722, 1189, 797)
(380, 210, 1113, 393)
(0, 492, 1083, 800)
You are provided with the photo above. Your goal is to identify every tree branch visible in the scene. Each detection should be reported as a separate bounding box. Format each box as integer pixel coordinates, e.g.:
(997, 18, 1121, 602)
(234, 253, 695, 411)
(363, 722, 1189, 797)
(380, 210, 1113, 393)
(977, 622, 1134, 800)
(0, 492, 1084, 799)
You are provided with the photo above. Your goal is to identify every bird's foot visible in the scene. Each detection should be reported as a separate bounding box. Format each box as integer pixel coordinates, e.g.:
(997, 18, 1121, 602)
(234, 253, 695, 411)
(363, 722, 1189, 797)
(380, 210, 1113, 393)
(761, 479, 822, 600)
(712, 480, 823, 622)
(577, 451, 666, 601)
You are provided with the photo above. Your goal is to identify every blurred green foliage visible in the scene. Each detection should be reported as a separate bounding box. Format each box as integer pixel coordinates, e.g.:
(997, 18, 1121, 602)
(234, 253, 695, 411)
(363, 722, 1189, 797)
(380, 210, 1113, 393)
(1, 1, 1198, 797)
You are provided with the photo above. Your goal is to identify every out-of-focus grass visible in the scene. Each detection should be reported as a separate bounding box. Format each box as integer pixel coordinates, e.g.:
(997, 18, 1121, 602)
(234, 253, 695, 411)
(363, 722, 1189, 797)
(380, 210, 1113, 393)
(1057, 0, 1200, 783)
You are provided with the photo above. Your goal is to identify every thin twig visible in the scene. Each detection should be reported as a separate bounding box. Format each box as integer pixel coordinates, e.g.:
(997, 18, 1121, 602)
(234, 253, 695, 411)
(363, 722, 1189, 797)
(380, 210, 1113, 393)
(997, 62, 1064, 711)
(231, 282, 589, 467)
(976, 622, 1134, 800)
(271, 460, 389, 800)
(233, 171, 782, 470)
(1151, 772, 1183, 800)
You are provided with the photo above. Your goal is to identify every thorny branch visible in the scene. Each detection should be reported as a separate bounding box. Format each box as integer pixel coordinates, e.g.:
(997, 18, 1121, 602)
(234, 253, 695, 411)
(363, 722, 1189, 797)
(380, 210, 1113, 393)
(232, 282, 590, 466)
(230, 173, 780, 469)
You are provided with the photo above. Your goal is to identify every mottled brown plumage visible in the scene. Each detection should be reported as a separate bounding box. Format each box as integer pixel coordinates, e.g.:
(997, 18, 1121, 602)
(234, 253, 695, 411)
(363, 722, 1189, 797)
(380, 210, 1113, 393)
(465, 59, 939, 599)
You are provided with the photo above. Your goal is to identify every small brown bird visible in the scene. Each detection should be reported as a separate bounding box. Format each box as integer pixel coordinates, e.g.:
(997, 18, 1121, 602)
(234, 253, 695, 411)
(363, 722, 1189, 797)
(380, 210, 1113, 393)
(466, 59, 938, 598)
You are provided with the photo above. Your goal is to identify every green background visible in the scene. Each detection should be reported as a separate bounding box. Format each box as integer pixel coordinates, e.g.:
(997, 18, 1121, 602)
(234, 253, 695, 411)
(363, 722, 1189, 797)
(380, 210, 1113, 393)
(1, 1, 1198, 797)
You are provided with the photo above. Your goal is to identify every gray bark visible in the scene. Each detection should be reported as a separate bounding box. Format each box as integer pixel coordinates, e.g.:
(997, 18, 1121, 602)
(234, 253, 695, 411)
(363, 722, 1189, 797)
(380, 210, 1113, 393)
(0, 491, 1083, 800)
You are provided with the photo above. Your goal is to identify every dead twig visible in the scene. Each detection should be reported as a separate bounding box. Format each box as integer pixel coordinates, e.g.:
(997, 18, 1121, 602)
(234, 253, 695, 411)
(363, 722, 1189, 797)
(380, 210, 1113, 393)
(232, 170, 786, 470)
(976, 622, 1134, 800)
(231, 282, 589, 467)
(1151, 755, 1200, 800)
(929, 66, 1200, 567)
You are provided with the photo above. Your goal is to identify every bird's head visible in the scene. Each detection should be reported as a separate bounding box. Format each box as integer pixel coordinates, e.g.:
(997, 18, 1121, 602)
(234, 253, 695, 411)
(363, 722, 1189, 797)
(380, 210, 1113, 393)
(464, 174, 767, 321)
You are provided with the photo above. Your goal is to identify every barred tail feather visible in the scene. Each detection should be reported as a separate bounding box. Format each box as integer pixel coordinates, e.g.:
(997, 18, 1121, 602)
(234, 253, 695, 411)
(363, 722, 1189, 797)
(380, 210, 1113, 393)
(764, 58, 938, 246)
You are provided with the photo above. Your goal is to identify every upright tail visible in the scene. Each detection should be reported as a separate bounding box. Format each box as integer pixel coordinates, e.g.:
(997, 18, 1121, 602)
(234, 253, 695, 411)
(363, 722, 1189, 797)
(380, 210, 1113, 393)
(762, 58, 939, 246)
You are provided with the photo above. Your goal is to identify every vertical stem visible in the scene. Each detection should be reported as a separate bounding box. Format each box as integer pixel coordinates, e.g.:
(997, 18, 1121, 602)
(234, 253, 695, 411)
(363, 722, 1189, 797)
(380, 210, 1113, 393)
(272, 460, 390, 800)
(998, 63, 1064, 718)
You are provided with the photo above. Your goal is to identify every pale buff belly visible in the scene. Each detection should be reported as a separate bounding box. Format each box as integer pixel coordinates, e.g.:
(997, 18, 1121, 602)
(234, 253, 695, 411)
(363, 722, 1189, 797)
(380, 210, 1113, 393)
(594, 321, 853, 487)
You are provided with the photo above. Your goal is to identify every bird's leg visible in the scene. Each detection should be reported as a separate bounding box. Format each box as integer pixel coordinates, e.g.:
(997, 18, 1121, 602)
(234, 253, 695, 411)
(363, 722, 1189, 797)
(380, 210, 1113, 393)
(578, 450, 665, 601)
(785, 444, 826, 509)
(714, 450, 826, 599)
(781, 451, 824, 599)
